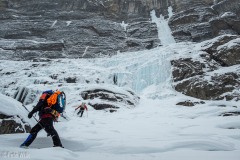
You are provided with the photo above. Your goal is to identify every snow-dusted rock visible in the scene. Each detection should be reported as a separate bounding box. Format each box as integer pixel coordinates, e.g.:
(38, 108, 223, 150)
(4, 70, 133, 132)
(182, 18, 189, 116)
(172, 35, 240, 100)
(201, 35, 240, 66)
(171, 58, 205, 82)
(212, 0, 240, 17)
(81, 85, 139, 111)
(124, 21, 160, 52)
(174, 72, 240, 100)
(220, 111, 240, 117)
(201, 35, 238, 54)
(214, 38, 240, 66)
(172, 0, 214, 12)
(169, 0, 240, 42)
(176, 100, 205, 107)
(0, 94, 31, 134)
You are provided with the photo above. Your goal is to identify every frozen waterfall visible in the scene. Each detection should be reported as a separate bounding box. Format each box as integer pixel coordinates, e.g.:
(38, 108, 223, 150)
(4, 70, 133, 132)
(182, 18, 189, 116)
(100, 7, 176, 98)
(101, 45, 175, 98)
(151, 7, 176, 45)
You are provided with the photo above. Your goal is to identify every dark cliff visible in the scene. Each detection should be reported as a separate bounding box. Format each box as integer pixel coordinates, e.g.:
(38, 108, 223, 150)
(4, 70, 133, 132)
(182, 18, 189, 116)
(0, 0, 239, 59)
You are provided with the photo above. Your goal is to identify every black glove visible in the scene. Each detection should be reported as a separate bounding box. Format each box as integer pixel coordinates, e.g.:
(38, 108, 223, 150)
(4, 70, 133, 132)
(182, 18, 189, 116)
(28, 112, 33, 119)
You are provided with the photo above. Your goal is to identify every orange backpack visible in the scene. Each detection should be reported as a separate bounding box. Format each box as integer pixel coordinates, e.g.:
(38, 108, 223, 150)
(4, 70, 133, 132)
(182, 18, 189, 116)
(46, 90, 65, 119)
(47, 90, 61, 107)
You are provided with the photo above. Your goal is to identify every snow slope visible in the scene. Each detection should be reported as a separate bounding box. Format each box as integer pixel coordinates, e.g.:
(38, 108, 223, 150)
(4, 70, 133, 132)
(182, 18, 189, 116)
(0, 94, 240, 160)
(0, 94, 29, 119)
(0, 41, 240, 160)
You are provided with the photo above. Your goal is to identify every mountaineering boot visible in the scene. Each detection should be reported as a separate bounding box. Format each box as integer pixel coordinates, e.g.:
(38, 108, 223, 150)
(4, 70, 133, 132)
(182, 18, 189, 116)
(53, 145, 64, 148)
(52, 133, 63, 147)
(20, 144, 29, 149)
(45, 126, 63, 148)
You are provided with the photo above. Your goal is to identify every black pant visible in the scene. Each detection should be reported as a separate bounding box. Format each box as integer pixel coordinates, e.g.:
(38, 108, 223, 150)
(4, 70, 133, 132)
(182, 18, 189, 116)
(77, 109, 84, 117)
(24, 118, 62, 147)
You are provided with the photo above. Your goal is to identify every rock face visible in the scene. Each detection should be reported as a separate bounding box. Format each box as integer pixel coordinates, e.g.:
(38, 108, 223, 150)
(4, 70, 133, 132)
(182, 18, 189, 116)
(169, 0, 240, 42)
(0, 0, 164, 60)
(172, 35, 240, 100)
(0, 0, 239, 59)
(170, 0, 240, 102)
(0, 113, 31, 134)
(220, 111, 240, 117)
(213, 38, 240, 66)
(171, 0, 214, 12)
(1, 0, 172, 21)
(176, 100, 205, 107)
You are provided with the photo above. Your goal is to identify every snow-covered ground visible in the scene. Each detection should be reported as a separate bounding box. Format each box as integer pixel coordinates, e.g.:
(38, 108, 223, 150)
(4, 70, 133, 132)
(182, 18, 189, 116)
(0, 41, 240, 160)
(0, 92, 240, 160)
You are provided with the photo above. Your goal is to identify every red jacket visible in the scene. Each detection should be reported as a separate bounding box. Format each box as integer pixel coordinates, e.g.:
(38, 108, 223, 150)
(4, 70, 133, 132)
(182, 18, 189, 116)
(75, 103, 88, 111)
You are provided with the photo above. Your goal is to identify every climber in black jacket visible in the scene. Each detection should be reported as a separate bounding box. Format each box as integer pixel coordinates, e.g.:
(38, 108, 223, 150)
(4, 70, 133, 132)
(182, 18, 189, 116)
(20, 90, 63, 148)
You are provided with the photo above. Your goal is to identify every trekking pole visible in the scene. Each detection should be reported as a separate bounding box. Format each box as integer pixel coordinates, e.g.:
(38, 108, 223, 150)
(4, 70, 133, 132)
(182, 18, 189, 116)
(61, 112, 68, 120)
(22, 104, 39, 123)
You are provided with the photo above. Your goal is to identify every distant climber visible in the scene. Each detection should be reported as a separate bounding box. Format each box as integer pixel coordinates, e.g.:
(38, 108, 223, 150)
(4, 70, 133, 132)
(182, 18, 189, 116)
(20, 90, 66, 148)
(75, 102, 88, 117)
